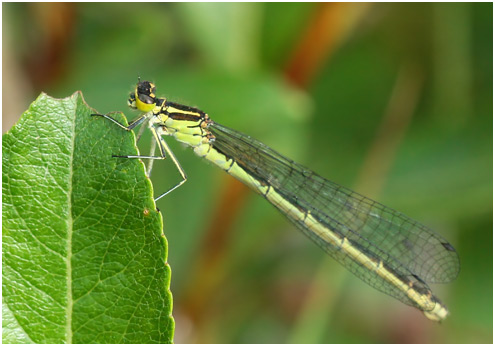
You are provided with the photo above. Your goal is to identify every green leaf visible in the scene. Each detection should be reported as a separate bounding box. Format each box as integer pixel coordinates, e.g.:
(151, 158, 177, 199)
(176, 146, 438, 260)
(2, 92, 174, 343)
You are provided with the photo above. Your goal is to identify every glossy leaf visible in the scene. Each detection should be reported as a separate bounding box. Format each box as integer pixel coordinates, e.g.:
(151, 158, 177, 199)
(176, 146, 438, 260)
(2, 92, 174, 343)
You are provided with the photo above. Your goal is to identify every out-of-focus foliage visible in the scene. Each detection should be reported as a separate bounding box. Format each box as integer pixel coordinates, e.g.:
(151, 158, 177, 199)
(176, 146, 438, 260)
(3, 3, 492, 343)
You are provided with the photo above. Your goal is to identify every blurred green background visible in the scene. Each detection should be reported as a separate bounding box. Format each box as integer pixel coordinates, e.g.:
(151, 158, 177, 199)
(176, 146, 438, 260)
(3, 3, 492, 343)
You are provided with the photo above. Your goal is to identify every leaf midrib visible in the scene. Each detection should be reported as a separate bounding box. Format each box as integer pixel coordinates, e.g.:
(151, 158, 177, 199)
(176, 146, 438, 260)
(65, 95, 76, 344)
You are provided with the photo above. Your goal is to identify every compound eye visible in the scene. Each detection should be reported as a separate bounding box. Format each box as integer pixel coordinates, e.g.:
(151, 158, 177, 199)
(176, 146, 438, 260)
(138, 94, 154, 104)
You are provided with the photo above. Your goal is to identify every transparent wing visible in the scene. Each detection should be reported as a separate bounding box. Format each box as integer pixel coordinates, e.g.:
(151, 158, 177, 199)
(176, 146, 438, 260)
(210, 122, 459, 307)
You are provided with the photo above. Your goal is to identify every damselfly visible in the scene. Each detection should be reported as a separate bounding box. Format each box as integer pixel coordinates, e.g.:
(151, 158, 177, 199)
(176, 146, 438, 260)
(93, 80, 459, 321)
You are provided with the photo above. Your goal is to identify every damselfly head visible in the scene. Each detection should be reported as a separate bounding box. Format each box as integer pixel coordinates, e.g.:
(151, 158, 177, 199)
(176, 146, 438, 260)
(129, 80, 157, 112)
